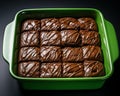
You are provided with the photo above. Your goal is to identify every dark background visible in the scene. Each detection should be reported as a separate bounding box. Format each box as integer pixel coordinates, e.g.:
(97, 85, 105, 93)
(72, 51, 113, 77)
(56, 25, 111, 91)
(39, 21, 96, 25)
(0, 0, 120, 96)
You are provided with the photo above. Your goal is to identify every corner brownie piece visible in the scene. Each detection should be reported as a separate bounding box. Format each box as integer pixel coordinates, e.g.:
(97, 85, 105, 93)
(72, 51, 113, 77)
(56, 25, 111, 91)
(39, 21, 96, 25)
(18, 61, 40, 77)
(40, 46, 61, 62)
(40, 63, 62, 78)
(62, 47, 83, 62)
(78, 17, 98, 31)
(19, 47, 40, 62)
(84, 60, 104, 77)
(82, 46, 103, 61)
(20, 31, 39, 47)
(80, 30, 100, 46)
(41, 18, 60, 31)
(62, 63, 84, 77)
(22, 20, 41, 31)
(59, 17, 79, 30)
(61, 30, 81, 46)
(41, 31, 61, 46)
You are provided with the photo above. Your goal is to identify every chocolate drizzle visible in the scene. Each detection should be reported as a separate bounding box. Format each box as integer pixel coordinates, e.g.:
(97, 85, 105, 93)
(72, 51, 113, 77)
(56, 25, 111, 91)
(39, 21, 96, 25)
(62, 47, 83, 62)
(18, 17, 104, 78)
(84, 60, 104, 77)
(19, 47, 40, 61)
(41, 18, 60, 31)
(62, 63, 84, 77)
(40, 63, 62, 77)
(18, 61, 40, 77)
(20, 31, 39, 47)
(40, 46, 61, 62)
(59, 17, 80, 30)
(41, 31, 61, 46)
(22, 20, 41, 31)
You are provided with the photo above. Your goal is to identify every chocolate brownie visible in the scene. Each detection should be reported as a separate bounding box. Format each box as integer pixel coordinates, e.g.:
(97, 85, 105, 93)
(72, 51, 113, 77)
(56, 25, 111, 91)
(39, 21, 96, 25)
(80, 30, 100, 46)
(78, 17, 98, 31)
(19, 47, 40, 62)
(82, 46, 102, 61)
(22, 20, 41, 31)
(84, 60, 104, 77)
(18, 61, 40, 77)
(40, 46, 61, 62)
(62, 47, 83, 62)
(20, 31, 39, 47)
(40, 63, 62, 77)
(61, 30, 81, 46)
(41, 31, 61, 46)
(41, 18, 60, 31)
(62, 63, 84, 77)
(59, 17, 79, 30)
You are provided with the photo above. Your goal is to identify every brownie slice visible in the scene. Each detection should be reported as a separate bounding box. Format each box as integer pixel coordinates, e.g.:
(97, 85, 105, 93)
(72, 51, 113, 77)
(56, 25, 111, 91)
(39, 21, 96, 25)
(78, 17, 98, 31)
(18, 61, 40, 77)
(41, 18, 60, 31)
(19, 47, 40, 62)
(41, 31, 61, 46)
(40, 63, 62, 77)
(59, 17, 79, 30)
(40, 46, 61, 62)
(80, 30, 100, 46)
(61, 30, 81, 46)
(84, 60, 104, 77)
(62, 63, 84, 77)
(20, 31, 39, 47)
(82, 46, 103, 61)
(21, 20, 41, 31)
(62, 47, 83, 62)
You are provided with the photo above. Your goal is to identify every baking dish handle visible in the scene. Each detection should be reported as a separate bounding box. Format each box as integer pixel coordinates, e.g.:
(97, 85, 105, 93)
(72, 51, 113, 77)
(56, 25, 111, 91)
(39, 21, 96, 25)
(3, 21, 14, 64)
(105, 20, 119, 63)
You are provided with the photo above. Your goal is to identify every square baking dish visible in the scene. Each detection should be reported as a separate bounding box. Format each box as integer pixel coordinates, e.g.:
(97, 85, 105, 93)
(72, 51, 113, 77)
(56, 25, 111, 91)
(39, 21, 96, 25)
(3, 8, 119, 90)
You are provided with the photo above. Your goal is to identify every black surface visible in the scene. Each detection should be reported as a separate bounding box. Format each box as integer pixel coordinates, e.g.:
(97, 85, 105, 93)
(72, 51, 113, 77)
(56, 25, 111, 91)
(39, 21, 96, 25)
(0, 0, 120, 96)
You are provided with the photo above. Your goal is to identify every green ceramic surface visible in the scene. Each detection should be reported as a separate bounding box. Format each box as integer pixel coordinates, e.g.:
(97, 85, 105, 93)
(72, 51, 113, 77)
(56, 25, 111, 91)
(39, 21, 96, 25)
(3, 8, 119, 90)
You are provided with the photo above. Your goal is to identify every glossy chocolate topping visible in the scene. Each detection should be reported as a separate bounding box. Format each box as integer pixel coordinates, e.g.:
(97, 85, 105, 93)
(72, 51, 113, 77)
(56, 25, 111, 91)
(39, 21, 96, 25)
(22, 20, 41, 31)
(78, 17, 98, 31)
(19, 47, 40, 62)
(40, 46, 61, 62)
(61, 30, 81, 46)
(84, 60, 104, 77)
(62, 47, 83, 62)
(41, 31, 61, 46)
(20, 31, 39, 47)
(62, 63, 84, 77)
(40, 63, 62, 77)
(18, 61, 40, 77)
(82, 46, 102, 61)
(80, 30, 100, 46)
(59, 17, 80, 30)
(41, 18, 60, 31)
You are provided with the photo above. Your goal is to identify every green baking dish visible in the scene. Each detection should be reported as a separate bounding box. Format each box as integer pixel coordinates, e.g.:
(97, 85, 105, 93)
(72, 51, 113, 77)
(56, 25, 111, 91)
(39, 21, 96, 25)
(3, 8, 119, 90)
